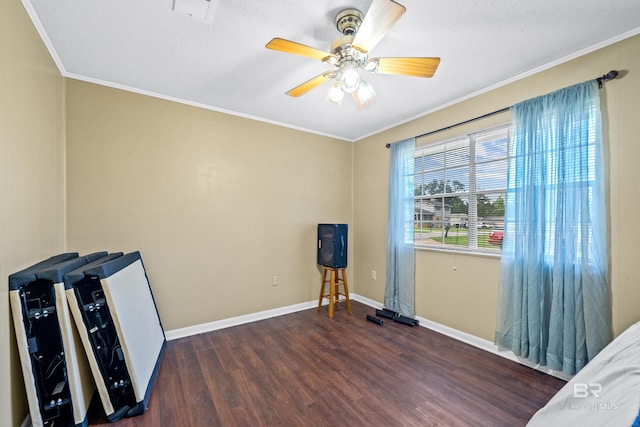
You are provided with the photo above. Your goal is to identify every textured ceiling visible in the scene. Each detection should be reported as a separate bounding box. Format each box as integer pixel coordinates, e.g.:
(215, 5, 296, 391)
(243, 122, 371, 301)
(22, 0, 640, 141)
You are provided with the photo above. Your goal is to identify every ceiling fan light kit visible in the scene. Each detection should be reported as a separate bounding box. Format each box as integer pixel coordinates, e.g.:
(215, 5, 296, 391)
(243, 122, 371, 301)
(339, 60, 361, 93)
(327, 81, 345, 106)
(326, 77, 376, 108)
(265, 0, 440, 109)
(353, 78, 376, 109)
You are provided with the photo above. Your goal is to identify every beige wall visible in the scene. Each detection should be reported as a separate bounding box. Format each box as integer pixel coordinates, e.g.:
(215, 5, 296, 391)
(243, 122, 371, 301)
(354, 34, 640, 341)
(65, 81, 352, 330)
(0, 1, 67, 426)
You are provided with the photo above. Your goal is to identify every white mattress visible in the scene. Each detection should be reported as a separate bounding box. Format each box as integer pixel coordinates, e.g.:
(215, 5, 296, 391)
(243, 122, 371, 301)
(101, 259, 165, 403)
(528, 321, 640, 426)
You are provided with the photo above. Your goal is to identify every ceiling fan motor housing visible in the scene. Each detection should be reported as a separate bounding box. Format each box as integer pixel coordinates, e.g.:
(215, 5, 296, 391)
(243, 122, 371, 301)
(332, 9, 369, 71)
(335, 9, 363, 36)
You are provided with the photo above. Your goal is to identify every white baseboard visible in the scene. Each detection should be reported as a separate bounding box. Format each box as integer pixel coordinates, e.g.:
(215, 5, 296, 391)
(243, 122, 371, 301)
(165, 293, 571, 381)
(165, 300, 318, 340)
(350, 293, 384, 309)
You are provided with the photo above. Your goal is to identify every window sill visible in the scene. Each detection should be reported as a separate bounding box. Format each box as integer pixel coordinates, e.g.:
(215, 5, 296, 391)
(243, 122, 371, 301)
(414, 245, 502, 260)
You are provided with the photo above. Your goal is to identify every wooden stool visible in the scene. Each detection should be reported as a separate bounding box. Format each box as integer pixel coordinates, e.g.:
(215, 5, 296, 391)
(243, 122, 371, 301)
(318, 266, 351, 318)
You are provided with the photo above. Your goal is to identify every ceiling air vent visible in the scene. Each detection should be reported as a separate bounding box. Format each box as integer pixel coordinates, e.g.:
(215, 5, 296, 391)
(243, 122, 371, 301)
(172, 0, 218, 25)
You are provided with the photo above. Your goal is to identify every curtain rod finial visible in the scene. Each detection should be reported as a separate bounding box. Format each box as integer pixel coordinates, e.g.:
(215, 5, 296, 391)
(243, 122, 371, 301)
(386, 143, 391, 148)
(597, 70, 619, 88)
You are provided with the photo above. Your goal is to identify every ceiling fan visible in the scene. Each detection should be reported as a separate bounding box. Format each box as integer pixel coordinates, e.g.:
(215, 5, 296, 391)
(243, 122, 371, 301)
(265, 0, 440, 109)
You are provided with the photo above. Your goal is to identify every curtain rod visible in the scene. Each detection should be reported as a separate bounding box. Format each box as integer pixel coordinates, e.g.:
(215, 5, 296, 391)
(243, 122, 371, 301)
(386, 70, 619, 148)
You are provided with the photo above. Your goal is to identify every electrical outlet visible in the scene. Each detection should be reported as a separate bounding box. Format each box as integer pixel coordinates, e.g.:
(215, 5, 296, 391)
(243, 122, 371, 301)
(272, 275, 279, 286)
(371, 270, 377, 280)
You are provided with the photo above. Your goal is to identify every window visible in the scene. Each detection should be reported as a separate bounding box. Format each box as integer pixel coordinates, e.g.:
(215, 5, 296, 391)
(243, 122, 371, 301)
(414, 124, 510, 253)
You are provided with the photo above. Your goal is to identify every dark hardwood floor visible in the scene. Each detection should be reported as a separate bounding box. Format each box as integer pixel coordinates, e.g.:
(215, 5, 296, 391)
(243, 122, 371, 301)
(88, 301, 565, 426)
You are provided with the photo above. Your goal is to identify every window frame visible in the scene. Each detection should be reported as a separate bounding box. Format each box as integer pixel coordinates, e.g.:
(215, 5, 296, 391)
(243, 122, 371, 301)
(413, 123, 511, 254)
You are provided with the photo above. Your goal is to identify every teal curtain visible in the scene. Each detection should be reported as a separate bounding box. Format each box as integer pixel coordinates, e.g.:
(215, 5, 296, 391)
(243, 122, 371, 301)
(385, 138, 415, 317)
(495, 81, 611, 375)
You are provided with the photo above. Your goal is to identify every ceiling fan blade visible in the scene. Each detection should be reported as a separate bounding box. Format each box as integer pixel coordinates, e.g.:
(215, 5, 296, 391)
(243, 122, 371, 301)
(352, 0, 406, 53)
(266, 38, 334, 62)
(372, 57, 441, 78)
(285, 73, 333, 97)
